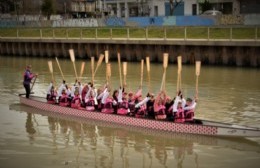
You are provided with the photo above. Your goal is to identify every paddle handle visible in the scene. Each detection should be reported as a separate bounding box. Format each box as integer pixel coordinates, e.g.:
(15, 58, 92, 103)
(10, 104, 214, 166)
(30, 75, 37, 91)
(91, 57, 95, 84)
(55, 57, 65, 80)
(79, 62, 85, 79)
(118, 53, 123, 87)
(140, 59, 144, 88)
(94, 54, 104, 75)
(106, 63, 111, 84)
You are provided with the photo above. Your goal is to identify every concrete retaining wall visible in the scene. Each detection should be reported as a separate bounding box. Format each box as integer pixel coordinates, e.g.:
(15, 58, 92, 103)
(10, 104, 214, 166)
(0, 39, 259, 67)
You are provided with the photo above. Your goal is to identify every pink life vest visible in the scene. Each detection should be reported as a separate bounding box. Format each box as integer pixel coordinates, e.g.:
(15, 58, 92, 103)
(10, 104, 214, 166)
(101, 98, 114, 114)
(155, 105, 166, 120)
(135, 105, 146, 118)
(185, 108, 194, 122)
(175, 108, 185, 123)
(59, 94, 69, 107)
(117, 101, 129, 115)
(85, 98, 95, 111)
(71, 96, 81, 109)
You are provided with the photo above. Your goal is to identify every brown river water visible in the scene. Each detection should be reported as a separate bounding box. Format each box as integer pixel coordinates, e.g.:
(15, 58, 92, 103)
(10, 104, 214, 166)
(0, 55, 260, 168)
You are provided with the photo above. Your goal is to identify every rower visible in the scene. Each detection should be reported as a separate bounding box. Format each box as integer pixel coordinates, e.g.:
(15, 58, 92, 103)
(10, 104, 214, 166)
(134, 90, 149, 118)
(183, 96, 198, 123)
(100, 87, 114, 114)
(46, 81, 57, 104)
(146, 93, 155, 119)
(71, 88, 82, 109)
(154, 91, 167, 120)
(172, 91, 185, 123)
(117, 87, 129, 115)
(59, 88, 70, 107)
(85, 84, 96, 111)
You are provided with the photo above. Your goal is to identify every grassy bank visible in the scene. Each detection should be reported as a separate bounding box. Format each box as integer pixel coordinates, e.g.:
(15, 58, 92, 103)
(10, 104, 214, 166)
(0, 27, 259, 40)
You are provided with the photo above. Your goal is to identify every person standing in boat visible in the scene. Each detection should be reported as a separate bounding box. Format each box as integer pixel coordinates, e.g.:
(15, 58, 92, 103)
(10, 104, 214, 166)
(23, 65, 37, 98)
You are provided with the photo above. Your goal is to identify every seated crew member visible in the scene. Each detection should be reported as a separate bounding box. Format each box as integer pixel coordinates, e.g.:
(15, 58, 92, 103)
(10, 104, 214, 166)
(154, 91, 167, 120)
(85, 85, 96, 111)
(46, 81, 57, 104)
(59, 88, 70, 107)
(172, 91, 185, 123)
(100, 87, 114, 114)
(127, 92, 136, 116)
(183, 96, 198, 122)
(71, 89, 81, 109)
(57, 80, 66, 99)
(117, 88, 129, 115)
(165, 96, 174, 121)
(134, 90, 150, 118)
(146, 93, 155, 119)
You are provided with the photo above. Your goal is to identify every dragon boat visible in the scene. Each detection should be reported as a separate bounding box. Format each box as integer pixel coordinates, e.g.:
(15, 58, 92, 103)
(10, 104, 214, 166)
(19, 95, 260, 137)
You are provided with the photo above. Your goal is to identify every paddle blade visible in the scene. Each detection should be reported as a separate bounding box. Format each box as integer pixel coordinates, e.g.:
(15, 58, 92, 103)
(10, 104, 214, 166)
(177, 56, 182, 74)
(146, 57, 150, 72)
(105, 50, 109, 63)
(163, 53, 169, 69)
(69, 49, 75, 62)
(48, 61, 53, 73)
(196, 61, 201, 76)
(123, 62, 127, 76)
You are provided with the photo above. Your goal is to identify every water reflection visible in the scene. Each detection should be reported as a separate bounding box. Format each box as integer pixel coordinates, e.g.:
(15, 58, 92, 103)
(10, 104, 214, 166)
(25, 113, 36, 143)
(9, 103, 260, 167)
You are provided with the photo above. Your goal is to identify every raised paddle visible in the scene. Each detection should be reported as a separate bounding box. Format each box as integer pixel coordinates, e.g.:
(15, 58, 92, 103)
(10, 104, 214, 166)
(160, 53, 168, 91)
(195, 61, 201, 96)
(91, 57, 95, 84)
(79, 62, 85, 79)
(123, 62, 127, 86)
(140, 59, 144, 89)
(177, 56, 182, 92)
(69, 49, 78, 80)
(146, 57, 151, 92)
(55, 57, 65, 80)
(117, 53, 123, 87)
(48, 60, 54, 83)
(94, 54, 104, 75)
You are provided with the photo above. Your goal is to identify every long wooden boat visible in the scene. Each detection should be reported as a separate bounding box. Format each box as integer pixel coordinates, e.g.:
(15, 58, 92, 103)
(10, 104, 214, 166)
(19, 95, 260, 137)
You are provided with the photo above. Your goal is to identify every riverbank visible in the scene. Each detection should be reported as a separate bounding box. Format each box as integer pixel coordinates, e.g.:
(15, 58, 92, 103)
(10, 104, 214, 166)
(0, 27, 259, 67)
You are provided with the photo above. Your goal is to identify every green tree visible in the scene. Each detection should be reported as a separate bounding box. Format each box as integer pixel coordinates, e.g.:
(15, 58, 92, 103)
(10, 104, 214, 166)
(41, 0, 54, 19)
(169, 0, 184, 16)
(200, 0, 212, 13)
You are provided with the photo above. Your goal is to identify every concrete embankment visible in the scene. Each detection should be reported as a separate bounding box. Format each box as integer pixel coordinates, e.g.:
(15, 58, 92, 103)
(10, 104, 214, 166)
(0, 38, 259, 67)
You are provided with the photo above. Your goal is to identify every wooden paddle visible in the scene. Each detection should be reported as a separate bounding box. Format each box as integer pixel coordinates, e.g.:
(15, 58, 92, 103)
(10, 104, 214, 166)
(69, 49, 78, 80)
(94, 54, 104, 75)
(91, 57, 95, 84)
(146, 57, 151, 92)
(117, 53, 123, 87)
(79, 62, 85, 79)
(48, 60, 54, 83)
(105, 50, 109, 64)
(160, 53, 168, 91)
(123, 62, 127, 86)
(177, 56, 182, 92)
(195, 61, 201, 96)
(55, 57, 65, 80)
(140, 59, 144, 89)
(106, 63, 111, 85)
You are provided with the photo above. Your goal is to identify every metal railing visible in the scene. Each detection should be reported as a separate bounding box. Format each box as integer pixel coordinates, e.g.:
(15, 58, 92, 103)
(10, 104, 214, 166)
(0, 26, 259, 41)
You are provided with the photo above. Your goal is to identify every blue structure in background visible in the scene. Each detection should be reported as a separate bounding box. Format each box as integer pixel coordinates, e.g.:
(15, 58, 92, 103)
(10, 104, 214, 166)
(127, 17, 164, 27)
(105, 17, 125, 26)
(165, 2, 184, 16)
(176, 16, 215, 26)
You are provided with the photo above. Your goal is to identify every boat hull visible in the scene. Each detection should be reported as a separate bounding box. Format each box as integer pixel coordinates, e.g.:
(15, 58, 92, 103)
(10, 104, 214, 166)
(19, 96, 260, 137)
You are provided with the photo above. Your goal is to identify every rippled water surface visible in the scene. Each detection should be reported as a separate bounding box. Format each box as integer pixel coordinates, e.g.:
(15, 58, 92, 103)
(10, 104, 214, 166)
(0, 55, 260, 168)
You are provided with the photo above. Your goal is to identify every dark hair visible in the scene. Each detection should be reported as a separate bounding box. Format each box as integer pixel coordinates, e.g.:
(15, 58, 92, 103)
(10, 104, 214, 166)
(186, 98, 192, 102)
